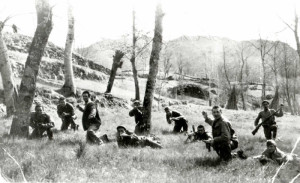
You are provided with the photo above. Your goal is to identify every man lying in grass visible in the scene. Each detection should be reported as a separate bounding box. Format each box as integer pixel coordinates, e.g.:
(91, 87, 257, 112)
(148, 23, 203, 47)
(185, 125, 212, 152)
(116, 126, 162, 149)
(256, 140, 298, 165)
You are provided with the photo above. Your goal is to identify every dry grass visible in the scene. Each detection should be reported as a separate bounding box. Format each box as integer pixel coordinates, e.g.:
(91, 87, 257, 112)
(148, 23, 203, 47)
(0, 105, 300, 183)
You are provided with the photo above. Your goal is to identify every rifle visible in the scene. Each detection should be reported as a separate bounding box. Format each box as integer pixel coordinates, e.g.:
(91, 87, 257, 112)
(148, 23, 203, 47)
(251, 104, 283, 135)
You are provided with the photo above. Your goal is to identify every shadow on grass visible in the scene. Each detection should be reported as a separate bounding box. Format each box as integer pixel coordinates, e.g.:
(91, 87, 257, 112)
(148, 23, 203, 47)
(189, 157, 222, 167)
(162, 156, 222, 170)
(161, 130, 185, 135)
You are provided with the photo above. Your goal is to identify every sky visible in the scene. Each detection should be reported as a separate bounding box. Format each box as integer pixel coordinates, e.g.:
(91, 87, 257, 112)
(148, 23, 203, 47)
(0, 0, 299, 48)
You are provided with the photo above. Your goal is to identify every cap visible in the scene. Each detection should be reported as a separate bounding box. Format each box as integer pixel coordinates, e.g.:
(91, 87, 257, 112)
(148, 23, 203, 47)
(266, 139, 276, 147)
(133, 100, 141, 105)
(262, 100, 269, 105)
(59, 96, 65, 101)
(117, 126, 126, 131)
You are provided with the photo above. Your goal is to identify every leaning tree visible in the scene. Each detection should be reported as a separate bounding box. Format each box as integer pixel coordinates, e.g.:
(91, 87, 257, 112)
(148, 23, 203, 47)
(10, 0, 53, 137)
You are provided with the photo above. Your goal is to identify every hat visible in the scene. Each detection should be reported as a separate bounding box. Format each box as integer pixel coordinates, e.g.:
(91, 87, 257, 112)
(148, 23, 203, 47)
(262, 100, 270, 105)
(59, 96, 65, 101)
(133, 100, 141, 105)
(164, 106, 170, 111)
(117, 126, 126, 131)
(266, 140, 276, 147)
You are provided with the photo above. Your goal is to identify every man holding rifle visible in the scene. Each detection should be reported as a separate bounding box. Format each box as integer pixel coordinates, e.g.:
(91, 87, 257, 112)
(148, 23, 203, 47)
(253, 100, 284, 140)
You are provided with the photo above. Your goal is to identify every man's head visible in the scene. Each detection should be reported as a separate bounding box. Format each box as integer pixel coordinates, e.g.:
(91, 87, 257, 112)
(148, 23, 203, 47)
(132, 100, 141, 107)
(197, 125, 205, 134)
(266, 140, 276, 153)
(164, 107, 171, 115)
(117, 126, 126, 134)
(262, 100, 270, 110)
(82, 91, 91, 103)
(35, 104, 43, 115)
(58, 97, 66, 106)
(212, 106, 222, 119)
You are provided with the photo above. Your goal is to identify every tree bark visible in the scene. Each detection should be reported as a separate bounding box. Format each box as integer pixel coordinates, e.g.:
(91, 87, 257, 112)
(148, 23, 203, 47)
(60, 3, 76, 96)
(10, 0, 53, 137)
(105, 50, 124, 93)
(142, 3, 164, 133)
(130, 9, 140, 100)
(0, 22, 18, 116)
(226, 85, 238, 110)
(270, 43, 280, 110)
(283, 44, 294, 115)
(270, 86, 279, 110)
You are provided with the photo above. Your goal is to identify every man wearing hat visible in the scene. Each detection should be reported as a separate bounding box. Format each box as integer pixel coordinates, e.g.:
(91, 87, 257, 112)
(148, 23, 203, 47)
(116, 126, 162, 148)
(129, 100, 145, 134)
(164, 107, 188, 133)
(254, 100, 283, 140)
(57, 97, 79, 131)
(29, 104, 55, 140)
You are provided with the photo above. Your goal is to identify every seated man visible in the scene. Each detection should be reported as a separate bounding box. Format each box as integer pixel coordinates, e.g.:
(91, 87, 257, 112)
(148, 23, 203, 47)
(57, 97, 79, 131)
(164, 107, 188, 133)
(116, 126, 162, 149)
(185, 125, 212, 152)
(256, 140, 298, 165)
(129, 100, 145, 135)
(29, 104, 55, 140)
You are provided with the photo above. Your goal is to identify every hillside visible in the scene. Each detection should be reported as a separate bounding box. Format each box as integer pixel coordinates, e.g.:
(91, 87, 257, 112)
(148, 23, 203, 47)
(0, 33, 300, 183)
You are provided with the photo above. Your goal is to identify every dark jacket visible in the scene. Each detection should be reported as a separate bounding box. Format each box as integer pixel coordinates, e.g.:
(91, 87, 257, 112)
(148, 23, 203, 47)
(30, 112, 54, 129)
(166, 110, 187, 125)
(82, 102, 101, 131)
(57, 103, 75, 118)
(254, 109, 283, 127)
(129, 107, 143, 125)
(205, 117, 231, 144)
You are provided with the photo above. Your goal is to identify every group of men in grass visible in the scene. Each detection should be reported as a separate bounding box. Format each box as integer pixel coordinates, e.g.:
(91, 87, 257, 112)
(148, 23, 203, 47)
(29, 91, 298, 165)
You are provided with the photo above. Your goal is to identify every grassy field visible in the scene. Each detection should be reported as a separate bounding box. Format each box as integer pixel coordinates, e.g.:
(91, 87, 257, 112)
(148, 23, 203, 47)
(0, 104, 300, 183)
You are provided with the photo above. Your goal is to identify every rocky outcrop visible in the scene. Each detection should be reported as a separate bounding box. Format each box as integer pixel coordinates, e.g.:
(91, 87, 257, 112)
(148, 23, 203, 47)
(4, 32, 111, 75)
(169, 83, 209, 99)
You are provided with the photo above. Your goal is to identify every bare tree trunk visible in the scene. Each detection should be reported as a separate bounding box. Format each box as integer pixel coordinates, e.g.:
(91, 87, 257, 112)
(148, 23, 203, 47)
(293, 13, 300, 63)
(142, 3, 163, 134)
(0, 22, 18, 116)
(10, 0, 53, 137)
(130, 9, 140, 100)
(222, 45, 231, 90)
(105, 50, 124, 93)
(61, 3, 76, 96)
(270, 86, 279, 109)
(226, 85, 238, 110)
(283, 44, 294, 114)
(293, 58, 299, 115)
(239, 52, 246, 110)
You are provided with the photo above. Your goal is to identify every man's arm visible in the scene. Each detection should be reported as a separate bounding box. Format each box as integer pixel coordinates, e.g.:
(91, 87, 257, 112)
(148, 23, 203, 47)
(166, 113, 172, 124)
(76, 104, 84, 112)
(202, 111, 213, 126)
(129, 108, 136, 117)
(44, 114, 55, 128)
(273, 108, 283, 117)
(254, 113, 261, 126)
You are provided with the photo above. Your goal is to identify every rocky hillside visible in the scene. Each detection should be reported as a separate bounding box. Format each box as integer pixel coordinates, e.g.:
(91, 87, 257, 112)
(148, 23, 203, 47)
(4, 32, 110, 82)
